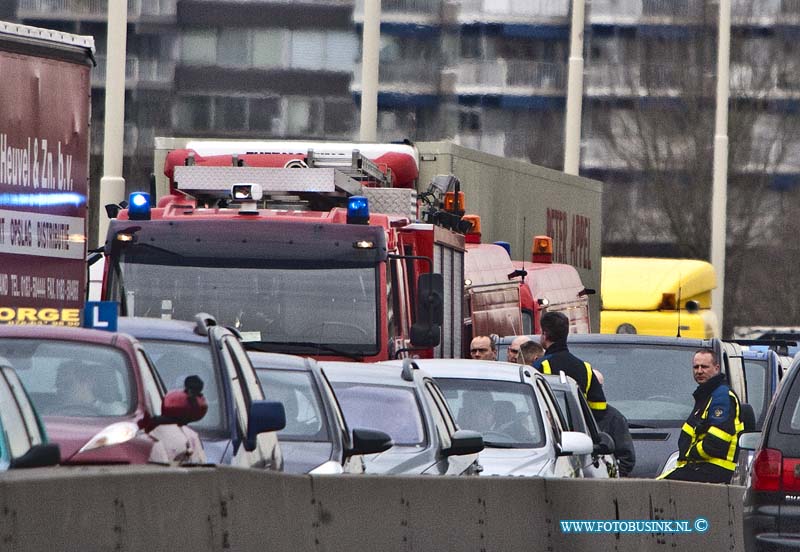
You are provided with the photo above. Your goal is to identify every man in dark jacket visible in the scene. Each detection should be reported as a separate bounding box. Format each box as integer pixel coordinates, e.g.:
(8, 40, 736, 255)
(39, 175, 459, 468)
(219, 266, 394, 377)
(532, 311, 607, 414)
(595, 404, 636, 477)
(659, 348, 744, 483)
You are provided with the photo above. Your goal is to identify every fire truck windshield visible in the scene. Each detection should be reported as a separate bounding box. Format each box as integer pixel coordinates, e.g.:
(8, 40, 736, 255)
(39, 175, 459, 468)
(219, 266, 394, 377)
(110, 259, 380, 356)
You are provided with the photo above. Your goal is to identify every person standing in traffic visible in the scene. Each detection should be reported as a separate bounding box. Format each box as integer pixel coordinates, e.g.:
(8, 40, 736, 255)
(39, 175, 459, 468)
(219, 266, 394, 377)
(532, 311, 607, 413)
(506, 335, 532, 364)
(596, 403, 636, 477)
(470, 335, 497, 360)
(518, 340, 544, 366)
(659, 348, 744, 483)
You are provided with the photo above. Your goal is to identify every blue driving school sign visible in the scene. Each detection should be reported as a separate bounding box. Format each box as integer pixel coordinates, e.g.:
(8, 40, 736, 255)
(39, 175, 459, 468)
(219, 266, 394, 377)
(82, 301, 118, 332)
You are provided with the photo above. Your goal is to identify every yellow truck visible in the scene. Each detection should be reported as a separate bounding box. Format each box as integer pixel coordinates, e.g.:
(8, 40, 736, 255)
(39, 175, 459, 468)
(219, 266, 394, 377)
(600, 257, 719, 338)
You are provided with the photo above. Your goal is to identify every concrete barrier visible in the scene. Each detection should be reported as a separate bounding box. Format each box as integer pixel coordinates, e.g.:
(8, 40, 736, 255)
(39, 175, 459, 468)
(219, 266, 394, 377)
(0, 467, 745, 551)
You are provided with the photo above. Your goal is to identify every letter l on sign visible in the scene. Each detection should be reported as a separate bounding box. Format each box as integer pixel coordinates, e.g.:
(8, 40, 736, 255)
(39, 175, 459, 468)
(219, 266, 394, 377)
(82, 301, 119, 332)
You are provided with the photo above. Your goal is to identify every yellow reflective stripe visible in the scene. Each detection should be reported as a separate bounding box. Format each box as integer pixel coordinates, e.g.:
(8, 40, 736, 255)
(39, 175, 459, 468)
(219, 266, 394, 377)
(588, 401, 607, 411)
(583, 361, 592, 394)
(696, 441, 713, 461)
(541, 359, 552, 375)
(707, 426, 736, 443)
(704, 457, 736, 471)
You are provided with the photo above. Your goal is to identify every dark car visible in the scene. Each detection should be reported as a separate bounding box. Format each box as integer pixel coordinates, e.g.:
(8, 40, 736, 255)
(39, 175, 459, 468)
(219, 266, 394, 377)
(497, 334, 750, 478)
(322, 360, 484, 475)
(0, 355, 60, 469)
(741, 353, 800, 551)
(250, 352, 392, 474)
(0, 325, 206, 465)
(117, 315, 285, 470)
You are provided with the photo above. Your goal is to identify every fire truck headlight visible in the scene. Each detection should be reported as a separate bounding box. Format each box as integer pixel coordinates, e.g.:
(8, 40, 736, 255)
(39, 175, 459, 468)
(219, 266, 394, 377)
(128, 192, 151, 221)
(347, 196, 369, 224)
(353, 240, 375, 249)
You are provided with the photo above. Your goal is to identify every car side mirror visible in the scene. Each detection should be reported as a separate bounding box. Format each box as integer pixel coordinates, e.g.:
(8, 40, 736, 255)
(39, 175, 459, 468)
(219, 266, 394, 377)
(9, 443, 61, 469)
(443, 429, 484, 457)
(411, 273, 443, 348)
(346, 428, 393, 457)
(558, 431, 594, 456)
(244, 400, 286, 452)
(161, 388, 208, 425)
(594, 431, 616, 456)
(738, 431, 761, 451)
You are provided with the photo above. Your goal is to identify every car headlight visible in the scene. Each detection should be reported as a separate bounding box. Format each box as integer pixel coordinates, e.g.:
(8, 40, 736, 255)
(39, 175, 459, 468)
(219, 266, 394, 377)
(309, 461, 344, 475)
(659, 450, 680, 477)
(78, 422, 140, 454)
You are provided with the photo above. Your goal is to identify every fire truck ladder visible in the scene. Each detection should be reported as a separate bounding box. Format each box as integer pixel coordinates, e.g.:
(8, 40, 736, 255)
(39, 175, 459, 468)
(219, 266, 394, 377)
(306, 149, 393, 188)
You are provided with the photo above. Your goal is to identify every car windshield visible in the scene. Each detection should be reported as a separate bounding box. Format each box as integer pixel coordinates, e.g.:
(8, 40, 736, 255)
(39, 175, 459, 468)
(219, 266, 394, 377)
(257, 370, 329, 442)
(436, 378, 545, 448)
(331, 383, 425, 446)
(567, 343, 696, 425)
(113, 260, 380, 355)
(0, 338, 135, 418)
(139, 340, 225, 434)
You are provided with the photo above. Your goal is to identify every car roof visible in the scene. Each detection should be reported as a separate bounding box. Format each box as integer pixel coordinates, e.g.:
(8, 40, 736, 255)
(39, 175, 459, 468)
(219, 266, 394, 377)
(496, 333, 711, 347)
(0, 324, 137, 347)
(542, 373, 579, 392)
(381, 358, 533, 383)
(117, 316, 211, 343)
(249, 351, 318, 372)
(320, 361, 419, 387)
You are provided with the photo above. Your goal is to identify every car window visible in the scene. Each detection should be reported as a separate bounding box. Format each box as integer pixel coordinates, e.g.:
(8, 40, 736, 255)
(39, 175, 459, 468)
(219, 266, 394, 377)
(427, 380, 458, 435)
(779, 370, 800, 433)
(2, 367, 44, 446)
(141, 339, 225, 433)
(0, 338, 135, 417)
(536, 379, 564, 442)
(437, 378, 545, 448)
(331, 383, 426, 447)
(0, 371, 33, 458)
(318, 369, 349, 439)
(257, 369, 329, 442)
(136, 348, 164, 416)
(219, 341, 249, 436)
(422, 380, 451, 450)
(742, 356, 768, 425)
(567, 343, 696, 424)
(223, 334, 264, 401)
(552, 389, 578, 431)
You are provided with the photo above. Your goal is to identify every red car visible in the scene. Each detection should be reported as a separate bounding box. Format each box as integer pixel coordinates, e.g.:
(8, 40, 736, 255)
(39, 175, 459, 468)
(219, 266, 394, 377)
(0, 325, 206, 465)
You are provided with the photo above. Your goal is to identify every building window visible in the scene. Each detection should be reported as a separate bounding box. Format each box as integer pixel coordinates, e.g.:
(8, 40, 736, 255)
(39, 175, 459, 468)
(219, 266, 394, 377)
(218, 29, 251, 67)
(175, 97, 212, 130)
(252, 30, 285, 68)
(290, 31, 325, 70)
(249, 97, 281, 132)
(181, 31, 216, 64)
(215, 97, 247, 130)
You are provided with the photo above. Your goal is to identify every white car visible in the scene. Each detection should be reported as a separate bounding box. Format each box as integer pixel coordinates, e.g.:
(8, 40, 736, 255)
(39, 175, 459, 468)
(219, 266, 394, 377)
(382, 359, 594, 477)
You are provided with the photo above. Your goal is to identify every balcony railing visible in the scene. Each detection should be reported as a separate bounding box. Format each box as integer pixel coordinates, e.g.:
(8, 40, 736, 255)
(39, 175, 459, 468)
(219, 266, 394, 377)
(354, 0, 443, 24)
(17, 0, 177, 21)
(92, 55, 176, 88)
(451, 60, 566, 94)
(352, 61, 441, 93)
(457, 0, 568, 21)
(453, 131, 506, 157)
(585, 63, 715, 97)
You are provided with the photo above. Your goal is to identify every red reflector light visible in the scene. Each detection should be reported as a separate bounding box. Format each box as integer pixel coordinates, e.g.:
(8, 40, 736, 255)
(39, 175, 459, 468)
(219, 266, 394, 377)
(782, 457, 800, 492)
(752, 448, 783, 492)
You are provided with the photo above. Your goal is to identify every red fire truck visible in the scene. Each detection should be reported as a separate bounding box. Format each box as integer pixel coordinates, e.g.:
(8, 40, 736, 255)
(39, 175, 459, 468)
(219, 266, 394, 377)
(101, 145, 467, 360)
(462, 214, 592, 349)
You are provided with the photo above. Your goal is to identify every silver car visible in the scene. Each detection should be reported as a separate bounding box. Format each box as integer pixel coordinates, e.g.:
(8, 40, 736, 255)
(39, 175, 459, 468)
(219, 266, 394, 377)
(383, 359, 594, 477)
(321, 360, 484, 475)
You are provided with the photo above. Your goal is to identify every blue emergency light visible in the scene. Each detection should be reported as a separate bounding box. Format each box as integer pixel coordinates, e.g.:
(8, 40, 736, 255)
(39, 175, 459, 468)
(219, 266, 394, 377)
(494, 241, 511, 256)
(128, 192, 151, 220)
(347, 195, 369, 225)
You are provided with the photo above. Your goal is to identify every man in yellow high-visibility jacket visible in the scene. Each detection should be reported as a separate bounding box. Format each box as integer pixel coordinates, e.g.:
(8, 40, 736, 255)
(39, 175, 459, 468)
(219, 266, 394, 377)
(659, 348, 744, 483)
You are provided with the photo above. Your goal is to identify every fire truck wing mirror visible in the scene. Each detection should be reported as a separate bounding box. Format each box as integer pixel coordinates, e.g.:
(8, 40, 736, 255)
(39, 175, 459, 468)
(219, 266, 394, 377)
(411, 273, 444, 348)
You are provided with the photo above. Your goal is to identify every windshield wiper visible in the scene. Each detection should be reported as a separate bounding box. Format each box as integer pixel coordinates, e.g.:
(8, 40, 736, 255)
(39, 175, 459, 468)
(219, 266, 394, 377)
(483, 441, 515, 448)
(243, 341, 365, 361)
